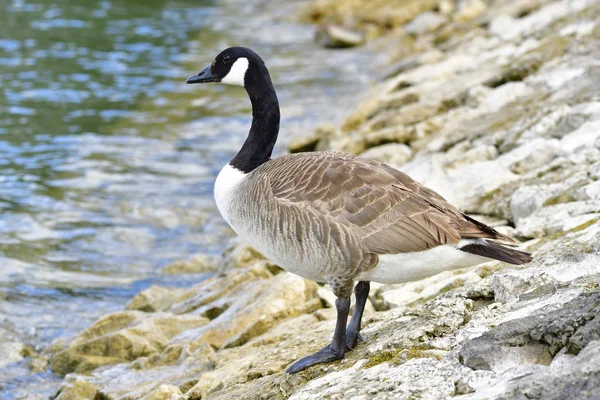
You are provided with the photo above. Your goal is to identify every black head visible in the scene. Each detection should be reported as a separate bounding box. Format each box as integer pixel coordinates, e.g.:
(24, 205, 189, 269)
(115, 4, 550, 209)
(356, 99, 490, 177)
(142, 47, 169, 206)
(186, 47, 268, 88)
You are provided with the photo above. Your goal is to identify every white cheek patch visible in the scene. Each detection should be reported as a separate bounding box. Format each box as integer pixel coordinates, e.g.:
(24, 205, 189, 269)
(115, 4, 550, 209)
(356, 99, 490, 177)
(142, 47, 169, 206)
(221, 57, 249, 87)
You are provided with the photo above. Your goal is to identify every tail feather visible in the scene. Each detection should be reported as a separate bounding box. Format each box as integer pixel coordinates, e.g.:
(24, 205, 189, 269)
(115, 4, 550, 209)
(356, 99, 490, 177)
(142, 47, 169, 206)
(459, 240, 532, 265)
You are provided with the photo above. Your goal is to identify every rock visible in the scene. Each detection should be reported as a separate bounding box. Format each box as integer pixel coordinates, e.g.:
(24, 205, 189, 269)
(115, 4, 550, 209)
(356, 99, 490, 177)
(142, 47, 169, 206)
(126, 285, 187, 312)
(375, 267, 483, 310)
(171, 272, 321, 349)
(161, 254, 218, 275)
(404, 12, 447, 35)
(359, 143, 412, 166)
(217, 241, 266, 275)
(515, 201, 600, 238)
(492, 270, 560, 303)
(54, 378, 99, 400)
(480, 82, 535, 113)
(29, 354, 49, 373)
(315, 25, 365, 48)
(560, 119, 600, 153)
(453, 0, 487, 22)
(288, 125, 336, 154)
(574, 180, 600, 201)
(0, 341, 24, 368)
(49, 311, 209, 375)
(140, 384, 183, 400)
(509, 170, 588, 225)
(459, 291, 600, 372)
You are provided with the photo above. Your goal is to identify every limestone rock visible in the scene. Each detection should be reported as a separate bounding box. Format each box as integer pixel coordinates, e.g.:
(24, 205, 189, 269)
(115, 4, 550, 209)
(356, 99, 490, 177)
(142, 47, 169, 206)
(140, 384, 183, 400)
(217, 241, 265, 275)
(54, 378, 99, 400)
(359, 143, 412, 166)
(459, 291, 600, 372)
(171, 272, 321, 349)
(315, 25, 365, 48)
(49, 311, 209, 375)
(404, 12, 447, 35)
(161, 254, 218, 275)
(453, 0, 487, 22)
(126, 285, 187, 312)
(0, 341, 24, 368)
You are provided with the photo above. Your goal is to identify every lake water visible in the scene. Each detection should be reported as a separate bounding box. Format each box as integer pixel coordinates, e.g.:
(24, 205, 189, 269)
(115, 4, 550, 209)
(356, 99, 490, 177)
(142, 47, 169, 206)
(0, 0, 373, 397)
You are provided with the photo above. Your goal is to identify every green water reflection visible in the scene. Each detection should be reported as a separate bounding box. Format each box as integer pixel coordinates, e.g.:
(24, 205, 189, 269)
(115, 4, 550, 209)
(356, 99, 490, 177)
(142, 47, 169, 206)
(0, 0, 372, 397)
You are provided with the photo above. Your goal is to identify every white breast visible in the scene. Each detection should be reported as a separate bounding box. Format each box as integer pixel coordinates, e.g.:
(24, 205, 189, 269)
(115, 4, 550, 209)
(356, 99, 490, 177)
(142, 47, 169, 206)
(214, 163, 247, 225)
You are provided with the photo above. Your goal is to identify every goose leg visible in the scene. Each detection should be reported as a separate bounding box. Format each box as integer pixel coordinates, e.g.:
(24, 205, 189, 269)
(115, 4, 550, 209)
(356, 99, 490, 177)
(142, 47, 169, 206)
(286, 297, 351, 374)
(346, 280, 370, 350)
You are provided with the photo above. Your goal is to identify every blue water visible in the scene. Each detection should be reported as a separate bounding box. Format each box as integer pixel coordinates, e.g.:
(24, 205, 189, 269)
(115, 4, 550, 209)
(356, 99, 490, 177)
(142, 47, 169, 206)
(0, 0, 373, 397)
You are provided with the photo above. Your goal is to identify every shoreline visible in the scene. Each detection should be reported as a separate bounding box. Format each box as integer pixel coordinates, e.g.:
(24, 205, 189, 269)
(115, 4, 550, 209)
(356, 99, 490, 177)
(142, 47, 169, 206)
(48, 0, 600, 399)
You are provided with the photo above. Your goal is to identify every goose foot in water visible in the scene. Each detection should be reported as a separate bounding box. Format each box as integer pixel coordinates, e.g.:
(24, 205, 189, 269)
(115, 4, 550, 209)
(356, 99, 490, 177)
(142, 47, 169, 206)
(286, 298, 350, 374)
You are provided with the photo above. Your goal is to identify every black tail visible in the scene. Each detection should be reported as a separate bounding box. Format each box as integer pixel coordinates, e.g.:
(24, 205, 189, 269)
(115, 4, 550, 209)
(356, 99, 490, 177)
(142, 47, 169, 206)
(460, 240, 532, 265)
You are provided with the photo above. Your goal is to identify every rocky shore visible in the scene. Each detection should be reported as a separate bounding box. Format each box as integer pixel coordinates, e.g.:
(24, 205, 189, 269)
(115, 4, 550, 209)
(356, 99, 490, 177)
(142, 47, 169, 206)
(49, 0, 600, 399)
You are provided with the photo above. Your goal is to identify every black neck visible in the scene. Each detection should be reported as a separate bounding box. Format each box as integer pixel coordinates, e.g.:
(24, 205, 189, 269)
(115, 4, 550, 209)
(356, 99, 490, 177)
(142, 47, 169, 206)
(229, 67, 280, 174)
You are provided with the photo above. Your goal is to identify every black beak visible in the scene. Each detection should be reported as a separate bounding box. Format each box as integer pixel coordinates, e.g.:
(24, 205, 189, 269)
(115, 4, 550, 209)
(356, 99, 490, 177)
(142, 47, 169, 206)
(186, 64, 216, 84)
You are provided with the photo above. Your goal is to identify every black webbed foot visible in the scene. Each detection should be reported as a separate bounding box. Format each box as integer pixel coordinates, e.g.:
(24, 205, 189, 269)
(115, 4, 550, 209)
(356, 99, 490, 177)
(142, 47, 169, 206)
(285, 344, 345, 374)
(345, 330, 364, 351)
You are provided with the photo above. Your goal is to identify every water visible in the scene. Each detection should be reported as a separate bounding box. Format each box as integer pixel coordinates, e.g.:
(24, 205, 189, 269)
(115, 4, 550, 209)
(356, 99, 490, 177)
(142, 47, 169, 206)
(0, 0, 373, 397)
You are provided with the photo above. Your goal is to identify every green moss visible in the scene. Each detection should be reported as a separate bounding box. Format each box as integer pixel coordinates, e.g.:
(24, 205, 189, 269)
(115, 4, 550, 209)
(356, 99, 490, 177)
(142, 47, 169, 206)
(584, 281, 599, 292)
(477, 188, 502, 206)
(569, 218, 599, 233)
(363, 347, 438, 369)
(537, 164, 562, 178)
(543, 193, 575, 206)
(527, 218, 599, 252)
(364, 350, 399, 368)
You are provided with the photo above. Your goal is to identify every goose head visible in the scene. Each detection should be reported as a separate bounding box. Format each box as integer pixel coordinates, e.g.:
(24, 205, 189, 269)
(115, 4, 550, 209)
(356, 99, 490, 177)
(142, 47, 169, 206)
(186, 46, 268, 88)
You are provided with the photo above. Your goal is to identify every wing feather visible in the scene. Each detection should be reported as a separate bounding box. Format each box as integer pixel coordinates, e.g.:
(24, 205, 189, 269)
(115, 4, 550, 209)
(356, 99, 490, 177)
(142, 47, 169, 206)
(259, 151, 507, 255)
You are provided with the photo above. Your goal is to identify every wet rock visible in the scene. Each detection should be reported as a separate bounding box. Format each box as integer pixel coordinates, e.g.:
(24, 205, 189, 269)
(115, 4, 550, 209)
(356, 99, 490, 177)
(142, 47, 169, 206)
(49, 311, 209, 375)
(161, 254, 218, 275)
(359, 142, 412, 166)
(315, 25, 365, 48)
(404, 12, 447, 35)
(0, 341, 25, 368)
(29, 354, 49, 373)
(126, 285, 187, 312)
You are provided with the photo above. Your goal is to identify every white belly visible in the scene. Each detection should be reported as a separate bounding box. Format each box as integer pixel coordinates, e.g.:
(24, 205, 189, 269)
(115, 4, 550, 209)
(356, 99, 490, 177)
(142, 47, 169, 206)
(359, 243, 490, 284)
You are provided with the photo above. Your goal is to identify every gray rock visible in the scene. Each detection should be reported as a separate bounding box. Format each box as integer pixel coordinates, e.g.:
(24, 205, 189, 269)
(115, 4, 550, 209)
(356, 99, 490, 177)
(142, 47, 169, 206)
(126, 285, 187, 312)
(459, 291, 600, 372)
(0, 341, 25, 368)
(404, 12, 447, 35)
(359, 143, 413, 166)
(315, 25, 365, 48)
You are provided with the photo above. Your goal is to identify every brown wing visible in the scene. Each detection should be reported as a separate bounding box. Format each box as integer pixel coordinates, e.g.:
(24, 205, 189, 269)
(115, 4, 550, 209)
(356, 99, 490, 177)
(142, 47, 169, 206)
(261, 151, 511, 255)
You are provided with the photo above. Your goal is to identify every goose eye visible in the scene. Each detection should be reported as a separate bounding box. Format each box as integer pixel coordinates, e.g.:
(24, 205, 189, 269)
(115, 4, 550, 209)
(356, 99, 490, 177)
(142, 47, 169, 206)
(223, 54, 231, 64)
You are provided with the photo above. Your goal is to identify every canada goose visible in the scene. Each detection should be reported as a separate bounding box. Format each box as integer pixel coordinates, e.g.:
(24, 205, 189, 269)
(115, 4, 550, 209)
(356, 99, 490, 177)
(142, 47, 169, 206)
(186, 47, 532, 374)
